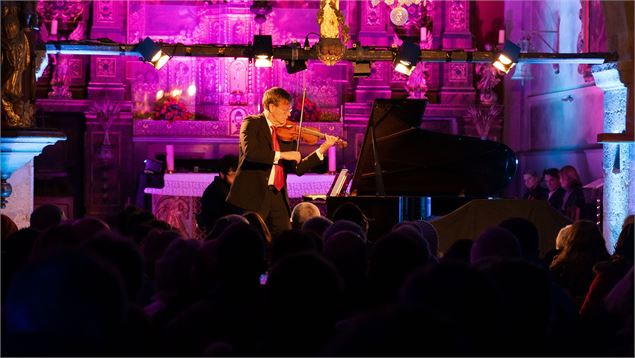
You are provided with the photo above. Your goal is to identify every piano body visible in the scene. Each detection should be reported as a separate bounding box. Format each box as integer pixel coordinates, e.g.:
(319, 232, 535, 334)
(326, 99, 518, 241)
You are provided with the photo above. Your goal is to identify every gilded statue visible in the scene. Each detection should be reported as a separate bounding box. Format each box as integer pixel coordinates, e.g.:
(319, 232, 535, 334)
(1, 3, 34, 127)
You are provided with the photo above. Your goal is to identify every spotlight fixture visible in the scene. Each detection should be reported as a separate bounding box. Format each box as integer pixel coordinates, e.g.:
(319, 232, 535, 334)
(492, 40, 521, 74)
(393, 41, 420, 76)
(353, 61, 371, 77)
(253, 35, 273, 68)
(135, 37, 171, 70)
(285, 59, 307, 74)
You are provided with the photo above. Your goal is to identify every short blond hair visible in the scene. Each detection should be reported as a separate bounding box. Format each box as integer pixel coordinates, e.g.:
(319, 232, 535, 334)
(262, 87, 292, 111)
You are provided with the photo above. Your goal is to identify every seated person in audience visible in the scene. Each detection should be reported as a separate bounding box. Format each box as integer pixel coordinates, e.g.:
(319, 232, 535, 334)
(559, 165, 585, 221)
(30, 204, 65, 232)
(522, 170, 548, 200)
(197, 155, 240, 233)
(290, 202, 321, 230)
(543, 168, 565, 209)
(332, 202, 369, 235)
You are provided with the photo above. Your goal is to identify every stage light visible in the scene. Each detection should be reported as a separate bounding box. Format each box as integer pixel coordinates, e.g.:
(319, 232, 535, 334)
(253, 35, 273, 68)
(353, 61, 371, 77)
(135, 37, 171, 70)
(493, 40, 521, 74)
(156, 90, 164, 100)
(285, 59, 307, 74)
(393, 41, 420, 76)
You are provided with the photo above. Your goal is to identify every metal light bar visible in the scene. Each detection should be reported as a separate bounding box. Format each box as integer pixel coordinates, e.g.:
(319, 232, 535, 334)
(44, 41, 618, 65)
(45, 42, 139, 56)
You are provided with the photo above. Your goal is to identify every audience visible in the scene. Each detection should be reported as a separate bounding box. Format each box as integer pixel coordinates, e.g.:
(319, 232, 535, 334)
(2, 198, 632, 356)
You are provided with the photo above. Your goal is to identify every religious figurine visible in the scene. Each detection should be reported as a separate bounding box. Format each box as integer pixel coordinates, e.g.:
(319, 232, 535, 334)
(1, 3, 34, 127)
(476, 63, 502, 105)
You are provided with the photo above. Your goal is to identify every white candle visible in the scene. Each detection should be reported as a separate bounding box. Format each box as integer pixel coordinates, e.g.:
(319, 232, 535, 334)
(421, 27, 427, 42)
(50, 19, 58, 35)
(328, 146, 337, 173)
(165, 145, 175, 173)
(498, 29, 505, 44)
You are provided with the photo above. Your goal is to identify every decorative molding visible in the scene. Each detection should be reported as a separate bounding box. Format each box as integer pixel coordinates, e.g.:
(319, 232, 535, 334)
(96, 58, 116, 78)
(448, 63, 468, 82)
(447, 0, 467, 31)
(97, 0, 114, 23)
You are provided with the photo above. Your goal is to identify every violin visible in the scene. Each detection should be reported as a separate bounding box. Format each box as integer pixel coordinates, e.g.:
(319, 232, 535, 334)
(276, 120, 348, 148)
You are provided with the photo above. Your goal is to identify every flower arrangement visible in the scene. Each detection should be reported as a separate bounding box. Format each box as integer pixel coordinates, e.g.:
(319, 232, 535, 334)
(153, 95, 192, 122)
(290, 96, 322, 122)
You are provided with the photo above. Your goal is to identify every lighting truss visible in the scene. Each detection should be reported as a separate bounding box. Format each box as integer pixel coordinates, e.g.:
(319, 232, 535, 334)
(44, 40, 618, 65)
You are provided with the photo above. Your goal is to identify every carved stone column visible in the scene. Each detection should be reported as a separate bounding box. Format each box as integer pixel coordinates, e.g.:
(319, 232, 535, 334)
(439, 0, 475, 104)
(88, 0, 125, 100)
(354, 0, 393, 103)
(592, 63, 633, 253)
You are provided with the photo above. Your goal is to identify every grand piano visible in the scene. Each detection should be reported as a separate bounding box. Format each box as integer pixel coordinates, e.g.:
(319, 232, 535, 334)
(326, 99, 518, 241)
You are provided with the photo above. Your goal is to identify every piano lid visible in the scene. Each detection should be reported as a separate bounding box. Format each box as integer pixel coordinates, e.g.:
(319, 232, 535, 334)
(350, 99, 518, 196)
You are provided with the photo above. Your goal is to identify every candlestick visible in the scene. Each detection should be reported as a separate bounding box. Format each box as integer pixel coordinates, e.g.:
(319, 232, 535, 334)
(498, 29, 505, 44)
(328, 146, 337, 173)
(50, 19, 58, 36)
(165, 145, 175, 173)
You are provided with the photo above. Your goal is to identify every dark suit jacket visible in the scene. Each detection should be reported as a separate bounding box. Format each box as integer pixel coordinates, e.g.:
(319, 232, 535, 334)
(226, 114, 322, 214)
(547, 187, 565, 210)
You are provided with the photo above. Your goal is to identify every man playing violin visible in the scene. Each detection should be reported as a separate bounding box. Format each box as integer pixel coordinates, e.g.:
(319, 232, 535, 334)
(227, 87, 339, 237)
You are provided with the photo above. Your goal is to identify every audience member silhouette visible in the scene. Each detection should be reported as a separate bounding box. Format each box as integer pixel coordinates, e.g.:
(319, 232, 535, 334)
(559, 165, 586, 221)
(367, 230, 431, 306)
(331, 202, 369, 234)
(29, 204, 65, 232)
(302, 215, 333, 238)
(550, 220, 610, 305)
(544, 167, 565, 209)
(270, 229, 321, 265)
(291, 202, 321, 230)
(470, 226, 521, 263)
(499, 217, 543, 264)
(206, 214, 248, 240)
(263, 253, 344, 356)
(522, 170, 548, 200)
(1, 214, 18, 240)
(440, 238, 473, 264)
(243, 211, 272, 245)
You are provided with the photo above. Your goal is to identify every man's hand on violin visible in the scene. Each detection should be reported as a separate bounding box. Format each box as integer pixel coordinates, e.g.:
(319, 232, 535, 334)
(319, 134, 339, 155)
(280, 151, 301, 163)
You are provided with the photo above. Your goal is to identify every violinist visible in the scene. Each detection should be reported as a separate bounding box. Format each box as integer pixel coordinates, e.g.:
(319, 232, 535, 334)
(226, 87, 339, 237)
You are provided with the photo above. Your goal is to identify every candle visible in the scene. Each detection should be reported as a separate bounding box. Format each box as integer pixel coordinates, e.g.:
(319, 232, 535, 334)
(498, 29, 505, 44)
(50, 19, 58, 36)
(165, 145, 175, 173)
(328, 146, 337, 173)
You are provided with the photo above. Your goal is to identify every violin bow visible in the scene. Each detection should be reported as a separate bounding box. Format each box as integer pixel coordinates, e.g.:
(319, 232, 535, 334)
(296, 73, 307, 152)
